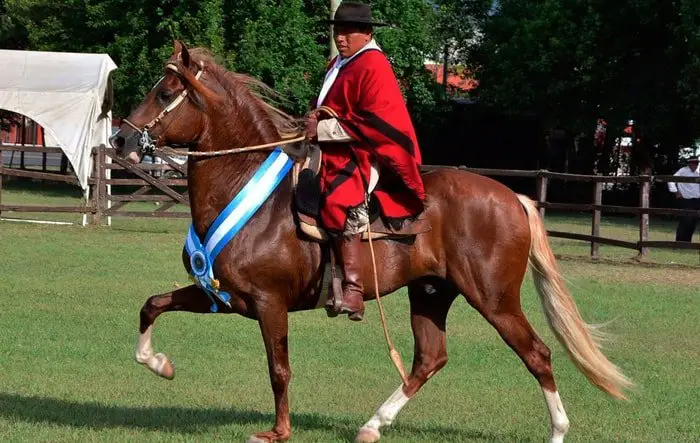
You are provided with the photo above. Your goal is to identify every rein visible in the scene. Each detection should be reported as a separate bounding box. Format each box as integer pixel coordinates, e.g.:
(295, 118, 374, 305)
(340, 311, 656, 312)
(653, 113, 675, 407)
(154, 106, 338, 158)
(156, 135, 306, 158)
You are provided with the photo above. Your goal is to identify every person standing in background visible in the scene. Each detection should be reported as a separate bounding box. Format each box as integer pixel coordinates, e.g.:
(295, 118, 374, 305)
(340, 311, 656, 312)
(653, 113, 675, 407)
(668, 156, 700, 242)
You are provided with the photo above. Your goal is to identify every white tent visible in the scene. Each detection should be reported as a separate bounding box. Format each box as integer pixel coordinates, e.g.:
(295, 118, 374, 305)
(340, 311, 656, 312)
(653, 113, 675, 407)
(0, 49, 118, 190)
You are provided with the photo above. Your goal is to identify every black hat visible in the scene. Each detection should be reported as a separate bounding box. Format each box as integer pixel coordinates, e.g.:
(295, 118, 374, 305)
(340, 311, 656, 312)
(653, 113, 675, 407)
(321, 2, 389, 27)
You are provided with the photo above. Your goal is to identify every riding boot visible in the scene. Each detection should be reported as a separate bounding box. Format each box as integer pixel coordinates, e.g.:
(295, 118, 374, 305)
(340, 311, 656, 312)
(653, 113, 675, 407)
(334, 234, 365, 321)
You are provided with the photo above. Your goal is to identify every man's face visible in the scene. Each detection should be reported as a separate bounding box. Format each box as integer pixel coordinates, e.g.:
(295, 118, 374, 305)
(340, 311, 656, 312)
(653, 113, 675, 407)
(333, 25, 372, 58)
(689, 160, 698, 172)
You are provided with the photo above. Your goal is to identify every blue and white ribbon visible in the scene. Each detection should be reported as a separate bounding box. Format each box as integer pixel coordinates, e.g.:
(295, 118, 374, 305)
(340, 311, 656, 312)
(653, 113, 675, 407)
(184, 147, 293, 312)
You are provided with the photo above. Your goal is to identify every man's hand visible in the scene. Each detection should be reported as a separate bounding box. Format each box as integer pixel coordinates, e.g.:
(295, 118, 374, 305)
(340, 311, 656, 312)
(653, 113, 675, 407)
(304, 110, 319, 141)
(676, 191, 683, 199)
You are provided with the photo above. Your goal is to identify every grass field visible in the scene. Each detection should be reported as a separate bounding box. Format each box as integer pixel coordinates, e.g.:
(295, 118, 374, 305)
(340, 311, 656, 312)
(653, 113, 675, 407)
(0, 184, 699, 442)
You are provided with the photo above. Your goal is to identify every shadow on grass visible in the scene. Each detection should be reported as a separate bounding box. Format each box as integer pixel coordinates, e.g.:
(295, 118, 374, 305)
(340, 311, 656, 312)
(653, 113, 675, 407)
(0, 392, 524, 441)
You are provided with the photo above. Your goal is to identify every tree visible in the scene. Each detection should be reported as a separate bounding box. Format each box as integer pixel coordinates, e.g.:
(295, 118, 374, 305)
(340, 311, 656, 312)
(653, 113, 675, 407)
(232, 0, 327, 115)
(0, 0, 28, 49)
(2, 0, 452, 124)
(371, 0, 447, 125)
(468, 0, 697, 172)
(5, 0, 234, 116)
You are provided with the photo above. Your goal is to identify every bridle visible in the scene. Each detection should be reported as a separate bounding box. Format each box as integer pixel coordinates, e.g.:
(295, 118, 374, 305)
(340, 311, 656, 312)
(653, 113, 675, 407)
(119, 61, 204, 155)
(115, 59, 328, 159)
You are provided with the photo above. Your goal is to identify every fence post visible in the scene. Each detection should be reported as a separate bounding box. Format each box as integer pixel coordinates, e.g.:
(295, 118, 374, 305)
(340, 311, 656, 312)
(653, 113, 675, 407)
(536, 171, 548, 219)
(638, 174, 650, 259)
(90, 147, 98, 225)
(591, 180, 602, 259)
(92, 146, 105, 225)
(0, 147, 3, 219)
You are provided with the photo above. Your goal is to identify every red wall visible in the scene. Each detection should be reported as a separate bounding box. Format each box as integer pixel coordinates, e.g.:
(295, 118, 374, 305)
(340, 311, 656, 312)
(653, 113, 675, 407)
(1, 115, 44, 145)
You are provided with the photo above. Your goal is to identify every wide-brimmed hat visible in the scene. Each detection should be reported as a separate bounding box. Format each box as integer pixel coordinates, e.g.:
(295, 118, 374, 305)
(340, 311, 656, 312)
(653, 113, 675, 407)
(321, 2, 389, 27)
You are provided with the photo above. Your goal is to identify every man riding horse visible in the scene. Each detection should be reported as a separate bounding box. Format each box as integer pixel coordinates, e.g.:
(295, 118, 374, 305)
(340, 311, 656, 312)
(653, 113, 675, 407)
(305, 2, 425, 321)
(111, 23, 632, 442)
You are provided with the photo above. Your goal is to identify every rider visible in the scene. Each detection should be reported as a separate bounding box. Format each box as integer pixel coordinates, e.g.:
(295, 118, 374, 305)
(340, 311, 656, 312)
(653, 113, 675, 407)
(305, 2, 425, 321)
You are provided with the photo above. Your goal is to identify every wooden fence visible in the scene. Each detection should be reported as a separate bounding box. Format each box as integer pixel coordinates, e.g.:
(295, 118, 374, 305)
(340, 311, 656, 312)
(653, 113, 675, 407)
(0, 144, 189, 224)
(92, 146, 189, 223)
(1, 144, 699, 258)
(0, 144, 91, 223)
(422, 165, 700, 257)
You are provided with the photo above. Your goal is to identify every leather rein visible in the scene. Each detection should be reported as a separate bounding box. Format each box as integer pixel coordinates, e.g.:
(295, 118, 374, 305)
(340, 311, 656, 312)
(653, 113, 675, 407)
(121, 62, 339, 159)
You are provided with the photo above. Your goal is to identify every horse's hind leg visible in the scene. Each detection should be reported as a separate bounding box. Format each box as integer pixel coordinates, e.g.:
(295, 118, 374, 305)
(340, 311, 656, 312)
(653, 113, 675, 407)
(356, 280, 457, 443)
(136, 284, 213, 379)
(477, 289, 570, 443)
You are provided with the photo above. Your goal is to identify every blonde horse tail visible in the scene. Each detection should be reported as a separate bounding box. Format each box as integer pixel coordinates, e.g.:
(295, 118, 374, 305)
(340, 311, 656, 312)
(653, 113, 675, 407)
(516, 194, 633, 400)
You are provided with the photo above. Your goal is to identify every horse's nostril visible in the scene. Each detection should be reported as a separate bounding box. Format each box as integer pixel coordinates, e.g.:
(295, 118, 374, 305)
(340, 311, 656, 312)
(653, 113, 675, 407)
(111, 136, 125, 150)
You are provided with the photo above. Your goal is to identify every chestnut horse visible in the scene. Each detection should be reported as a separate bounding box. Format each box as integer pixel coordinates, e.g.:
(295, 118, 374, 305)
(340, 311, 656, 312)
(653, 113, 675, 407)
(110, 42, 631, 443)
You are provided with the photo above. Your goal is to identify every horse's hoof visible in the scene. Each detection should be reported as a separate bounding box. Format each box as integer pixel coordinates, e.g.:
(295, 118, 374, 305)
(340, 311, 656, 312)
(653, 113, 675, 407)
(355, 427, 381, 443)
(246, 431, 290, 443)
(153, 353, 175, 380)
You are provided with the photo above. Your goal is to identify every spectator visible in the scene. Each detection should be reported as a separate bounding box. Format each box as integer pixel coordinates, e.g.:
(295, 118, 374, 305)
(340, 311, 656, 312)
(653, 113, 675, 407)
(668, 156, 700, 242)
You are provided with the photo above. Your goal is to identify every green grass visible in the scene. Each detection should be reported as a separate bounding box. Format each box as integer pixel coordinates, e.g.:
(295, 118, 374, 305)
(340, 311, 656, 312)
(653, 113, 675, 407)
(0, 185, 699, 442)
(544, 212, 700, 267)
(0, 179, 188, 225)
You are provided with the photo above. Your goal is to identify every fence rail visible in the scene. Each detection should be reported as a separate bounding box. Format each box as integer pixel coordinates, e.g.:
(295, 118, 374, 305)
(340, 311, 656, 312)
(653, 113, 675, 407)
(1, 147, 699, 257)
(421, 164, 700, 255)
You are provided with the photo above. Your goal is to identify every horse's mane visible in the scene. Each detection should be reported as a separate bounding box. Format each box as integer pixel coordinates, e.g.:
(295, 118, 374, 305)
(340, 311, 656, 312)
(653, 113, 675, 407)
(186, 48, 303, 139)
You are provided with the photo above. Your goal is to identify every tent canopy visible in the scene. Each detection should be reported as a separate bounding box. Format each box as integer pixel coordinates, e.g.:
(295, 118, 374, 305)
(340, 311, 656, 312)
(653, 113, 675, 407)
(0, 49, 118, 189)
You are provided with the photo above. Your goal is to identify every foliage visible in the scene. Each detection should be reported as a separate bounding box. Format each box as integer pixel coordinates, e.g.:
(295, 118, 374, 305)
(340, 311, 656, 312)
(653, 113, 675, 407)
(0, 0, 28, 49)
(468, 0, 700, 170)
(372, 0, 447, 124)
(0, 0, 452, 120)
(232, 0, 327, 115)
(8, 0, 700, 169)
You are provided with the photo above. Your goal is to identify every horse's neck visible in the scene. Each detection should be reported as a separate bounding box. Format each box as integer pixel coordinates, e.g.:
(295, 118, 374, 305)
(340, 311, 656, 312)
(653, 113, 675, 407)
(187, 129, 293, 236)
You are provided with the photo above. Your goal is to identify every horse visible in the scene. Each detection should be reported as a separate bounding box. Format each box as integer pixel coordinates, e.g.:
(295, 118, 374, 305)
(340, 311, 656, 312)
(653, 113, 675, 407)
(110, 41, 632, 443)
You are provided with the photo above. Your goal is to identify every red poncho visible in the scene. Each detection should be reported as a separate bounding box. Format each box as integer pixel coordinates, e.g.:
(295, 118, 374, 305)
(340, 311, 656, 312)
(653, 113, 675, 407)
(317, 49, 425, 231)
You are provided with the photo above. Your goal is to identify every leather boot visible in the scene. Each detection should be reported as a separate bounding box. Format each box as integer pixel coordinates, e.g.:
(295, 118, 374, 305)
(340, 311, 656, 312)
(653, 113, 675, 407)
(334, 234, 365, 321)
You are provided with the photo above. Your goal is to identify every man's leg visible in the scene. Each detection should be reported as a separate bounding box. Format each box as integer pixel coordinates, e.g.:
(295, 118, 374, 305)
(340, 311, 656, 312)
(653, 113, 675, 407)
(330, 232, 365, 320)
(676, 198, 694, 242)
(320, 153, 368, 321)
(688, 199, 700, 241)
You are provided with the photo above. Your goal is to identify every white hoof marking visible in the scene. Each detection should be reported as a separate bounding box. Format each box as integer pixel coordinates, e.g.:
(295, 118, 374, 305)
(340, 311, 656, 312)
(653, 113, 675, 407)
(543, 389, 570, 443)
(359, 385, 411, 438)
(135, 326, 174, 379)
(355, 426, 381, 443)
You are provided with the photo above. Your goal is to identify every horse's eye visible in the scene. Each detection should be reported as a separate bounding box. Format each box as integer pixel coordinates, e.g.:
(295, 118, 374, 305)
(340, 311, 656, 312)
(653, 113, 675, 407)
(157, 89, 174, 102)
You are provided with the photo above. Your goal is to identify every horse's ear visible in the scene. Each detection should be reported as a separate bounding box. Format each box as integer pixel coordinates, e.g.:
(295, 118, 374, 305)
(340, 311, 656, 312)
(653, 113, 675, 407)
(171, 39, 220, 109)
(173, 40, 184, 55)
(173, 40, 192, 68)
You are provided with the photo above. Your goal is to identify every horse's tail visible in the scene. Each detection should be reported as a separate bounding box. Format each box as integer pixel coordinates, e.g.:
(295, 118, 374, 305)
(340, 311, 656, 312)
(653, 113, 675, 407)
(516, 194, 633, 400)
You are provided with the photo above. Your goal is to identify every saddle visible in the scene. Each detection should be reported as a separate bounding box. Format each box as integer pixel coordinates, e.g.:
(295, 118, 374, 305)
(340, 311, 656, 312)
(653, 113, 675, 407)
(289, 142, 431, 243)
(286, 142, 431, 316)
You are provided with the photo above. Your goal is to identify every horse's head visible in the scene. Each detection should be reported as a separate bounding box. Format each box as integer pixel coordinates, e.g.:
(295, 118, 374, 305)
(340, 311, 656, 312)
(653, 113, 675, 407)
(109, 40, 220, 163)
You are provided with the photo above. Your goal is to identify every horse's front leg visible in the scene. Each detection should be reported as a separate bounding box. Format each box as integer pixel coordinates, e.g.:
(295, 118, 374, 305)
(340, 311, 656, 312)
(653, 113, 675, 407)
(248, 301, 292, 443)
(136, 284, 214, 379)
